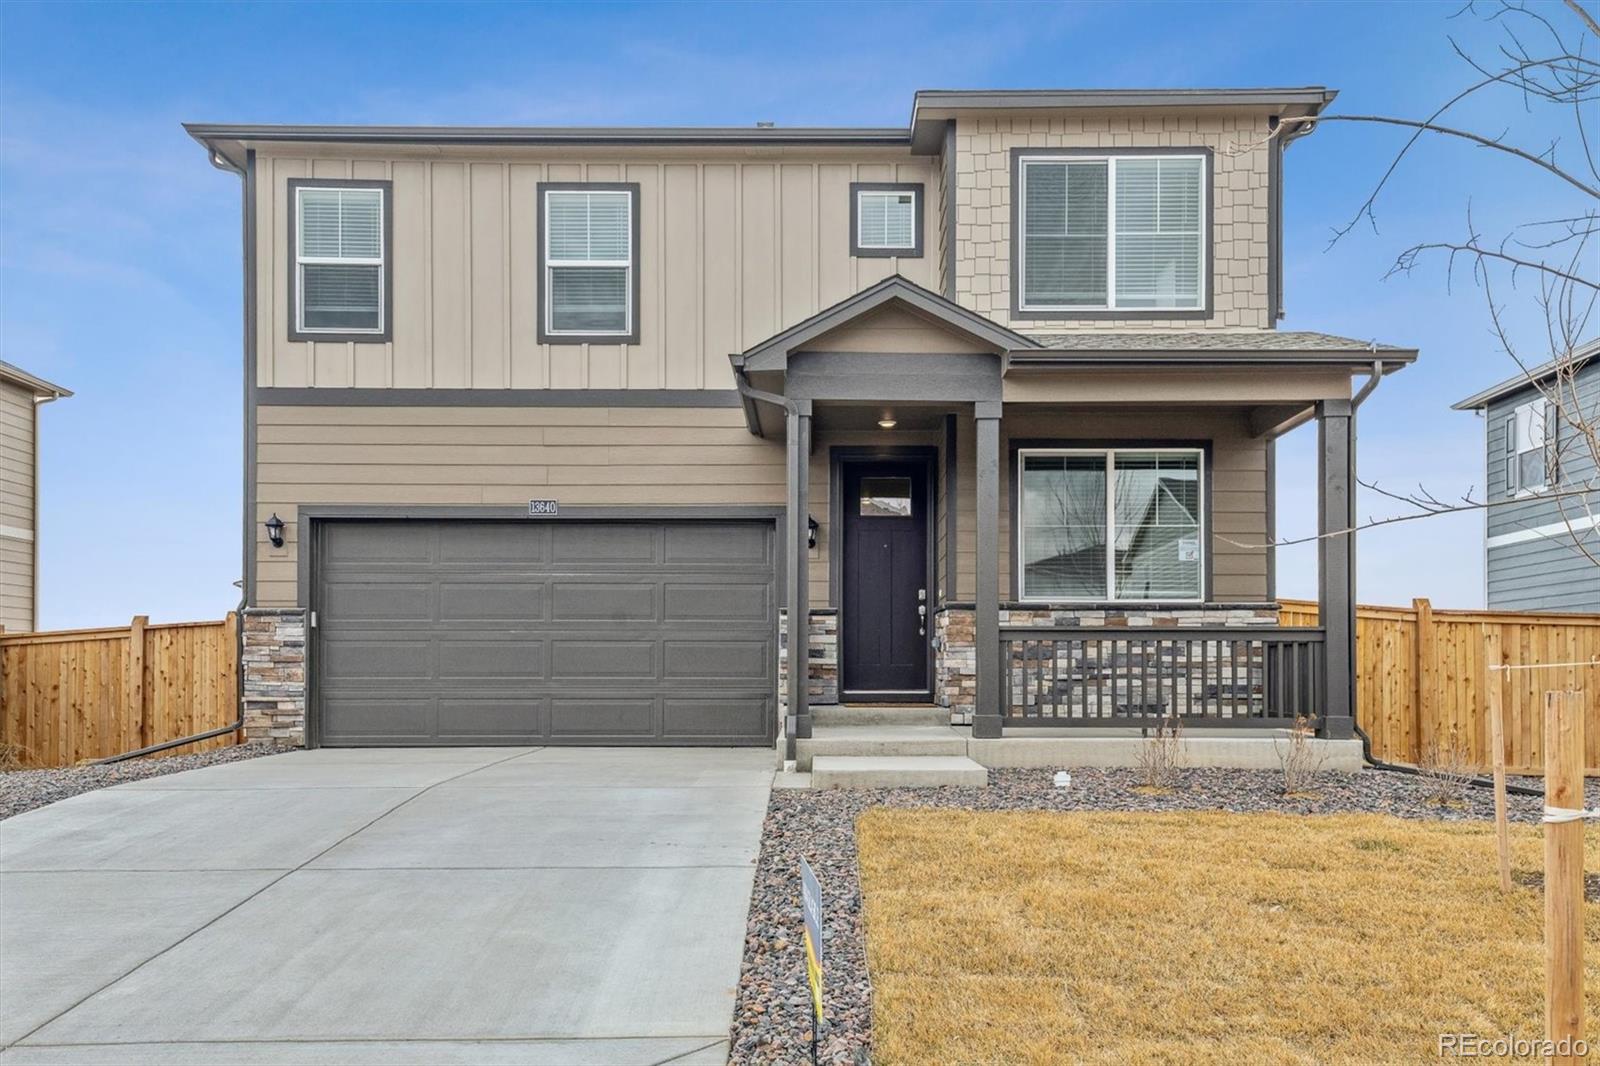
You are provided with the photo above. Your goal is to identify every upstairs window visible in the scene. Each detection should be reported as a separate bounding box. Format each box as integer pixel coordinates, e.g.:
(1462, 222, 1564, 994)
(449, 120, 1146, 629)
(1504, 398, 1558, 494)
(851, 183, 923, 257)
(540, 184, 638, 342)
(1017, 153, 1207, 314)
(291, 181, 390, 341)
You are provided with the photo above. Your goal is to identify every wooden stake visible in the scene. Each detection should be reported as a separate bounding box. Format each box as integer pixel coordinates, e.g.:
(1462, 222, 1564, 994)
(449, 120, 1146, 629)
(1485, 630, 1512, 893)
(1544, 689, 1585, 1064)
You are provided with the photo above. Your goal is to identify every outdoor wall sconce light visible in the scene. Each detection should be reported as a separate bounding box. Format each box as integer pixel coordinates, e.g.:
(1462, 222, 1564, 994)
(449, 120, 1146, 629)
(807, 515, 819, 549)
(264, 513, 285, 548)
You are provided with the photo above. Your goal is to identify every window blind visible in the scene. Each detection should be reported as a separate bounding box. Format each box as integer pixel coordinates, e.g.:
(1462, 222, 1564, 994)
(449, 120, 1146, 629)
(1114, 158, 1203, 309)
(857, 191, 916, 249)
(297, 187, 383, 333)
(1022, 161, 1108, 307)
(545, 190, 631, 335)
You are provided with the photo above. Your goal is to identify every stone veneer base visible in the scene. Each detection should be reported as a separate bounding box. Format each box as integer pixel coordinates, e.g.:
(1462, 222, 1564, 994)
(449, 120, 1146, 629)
(242, 607, 307, 745)
(778, 609, 839, 706)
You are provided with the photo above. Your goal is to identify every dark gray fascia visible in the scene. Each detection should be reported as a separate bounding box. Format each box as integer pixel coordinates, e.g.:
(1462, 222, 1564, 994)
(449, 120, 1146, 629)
(535, 181, 642, 346)
(740, 273, 1038, 373)
(849, 182, 925, 259)
(285, 178, 395, 344)
(1004, 349, 1417, 370)
(257, 387, 742, 407)
(1009, 147, 1215, 323)
(186, 123, 910, 153)
(1451, 342, 1598, 409)
(0, 361, 72, 399)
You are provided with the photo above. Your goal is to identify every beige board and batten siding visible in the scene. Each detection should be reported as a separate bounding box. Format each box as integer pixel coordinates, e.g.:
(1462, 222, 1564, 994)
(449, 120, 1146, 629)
(255, 150, 938, 392)
(254, 404, 787, 607)
(952, 111, 1273, 331)
(0, 379, 36, 631)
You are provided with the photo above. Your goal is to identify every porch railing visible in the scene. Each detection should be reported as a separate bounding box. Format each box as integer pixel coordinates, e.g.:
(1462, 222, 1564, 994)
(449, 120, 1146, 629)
(1000, 627, 1325, 728)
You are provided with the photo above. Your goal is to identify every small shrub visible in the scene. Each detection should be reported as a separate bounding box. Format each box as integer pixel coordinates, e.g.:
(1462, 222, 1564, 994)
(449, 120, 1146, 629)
(1275, 715, 1327, 796)
(0, 742, 32, 771)
(1419, 730, 1476, 807)
(1136, 709, 1184, 791)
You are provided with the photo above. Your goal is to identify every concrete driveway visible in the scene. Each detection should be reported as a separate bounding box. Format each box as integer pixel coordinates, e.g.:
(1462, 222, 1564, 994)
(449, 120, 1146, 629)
(0, 747, 774, 1064)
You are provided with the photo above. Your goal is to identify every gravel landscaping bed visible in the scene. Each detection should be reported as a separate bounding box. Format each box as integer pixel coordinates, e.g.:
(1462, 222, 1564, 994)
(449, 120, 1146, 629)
(728, 766, 1600, 1065)
(0, 742, 277, 820)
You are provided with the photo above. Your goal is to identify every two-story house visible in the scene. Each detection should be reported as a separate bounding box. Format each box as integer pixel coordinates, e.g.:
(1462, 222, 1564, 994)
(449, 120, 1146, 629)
(187, 86, 1417, 761)
(1454, 339, 1598, 612)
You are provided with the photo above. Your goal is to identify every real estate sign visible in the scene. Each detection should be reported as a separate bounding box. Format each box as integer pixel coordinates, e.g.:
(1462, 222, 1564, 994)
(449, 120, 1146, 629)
(800, 857, 824, 1024)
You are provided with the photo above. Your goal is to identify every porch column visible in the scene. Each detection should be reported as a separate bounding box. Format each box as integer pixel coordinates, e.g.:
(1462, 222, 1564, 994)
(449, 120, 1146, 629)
(786, 401, 813, 748)
(1316, 398, 1355, 739)
(972, 401, 1003, 738)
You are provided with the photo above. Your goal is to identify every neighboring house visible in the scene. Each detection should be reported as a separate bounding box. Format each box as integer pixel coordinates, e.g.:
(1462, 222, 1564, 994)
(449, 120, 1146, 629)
(186, 86, 1417, 754)
(1454, 339, 1600, 612)
(0, 361, 71, 633)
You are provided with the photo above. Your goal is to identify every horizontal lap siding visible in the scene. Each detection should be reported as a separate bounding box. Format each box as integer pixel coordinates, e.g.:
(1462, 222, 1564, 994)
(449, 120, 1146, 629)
(256, 152, 937, 393)
(0, 380, 35, 631)
(254, 405, 785, 607)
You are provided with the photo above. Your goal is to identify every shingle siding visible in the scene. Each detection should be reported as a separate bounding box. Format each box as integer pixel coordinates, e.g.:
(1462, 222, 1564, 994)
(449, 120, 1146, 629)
(1481, 361, 1600, 612)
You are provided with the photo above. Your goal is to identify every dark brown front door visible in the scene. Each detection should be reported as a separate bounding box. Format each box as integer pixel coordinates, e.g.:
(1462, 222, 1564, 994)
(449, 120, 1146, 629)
(841, 459, 930, 699)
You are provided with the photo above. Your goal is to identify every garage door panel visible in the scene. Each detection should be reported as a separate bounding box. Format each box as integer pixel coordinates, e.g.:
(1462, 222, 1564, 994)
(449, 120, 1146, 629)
(321, 582, 433, 623)
(664, 640, 769, 681)
(551, 524, 657, 563)
(664, 523, 770, 564)
(550, 582, 657, 622)
(439, 581, 548, 622)
(437, 640, 545, 681)
(550, 639, 655, 680)
(436, 697, 544, 740)
(316, 519, 775, 746)
(321, 639, 434, 681)
(321, 697, 435, 741)
(663, 698, 769, 738)
(663, 582, 770, 622)
(323, 523, 434, 563)
(437, 523, 549, 563)
(549, 698, 655, 737)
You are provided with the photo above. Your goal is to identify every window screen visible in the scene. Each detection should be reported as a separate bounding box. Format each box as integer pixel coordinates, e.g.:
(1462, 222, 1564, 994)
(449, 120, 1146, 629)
(1019, 450, 1203, 602)
(856, 190, 917, 250)
(544, 188, 633, 336)
(1019, 155, 1205, 312)
(296, 186, 384, 334)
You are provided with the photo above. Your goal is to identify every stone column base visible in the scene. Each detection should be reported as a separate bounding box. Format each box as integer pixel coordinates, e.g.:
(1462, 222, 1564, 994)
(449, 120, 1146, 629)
(242, 608, 307, 746)
(778, 609, 840, 706)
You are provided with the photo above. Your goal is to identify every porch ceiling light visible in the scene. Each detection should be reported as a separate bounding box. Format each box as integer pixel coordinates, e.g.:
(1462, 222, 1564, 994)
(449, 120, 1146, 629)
(877, 412, 897, 429)
(264, 513, 286, 548)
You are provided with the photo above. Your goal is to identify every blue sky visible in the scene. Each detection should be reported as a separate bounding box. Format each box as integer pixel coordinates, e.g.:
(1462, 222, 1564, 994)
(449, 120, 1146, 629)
(0, 0, 1586, 628)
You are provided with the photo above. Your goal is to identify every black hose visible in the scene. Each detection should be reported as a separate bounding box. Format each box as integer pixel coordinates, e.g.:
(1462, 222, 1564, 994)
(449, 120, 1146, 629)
(1353, 719, 1542, 797)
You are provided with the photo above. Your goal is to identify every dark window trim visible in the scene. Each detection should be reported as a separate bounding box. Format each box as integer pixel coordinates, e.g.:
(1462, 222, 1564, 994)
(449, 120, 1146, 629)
(849, 181, 924, 258)
(1007, 437, 1214, 603)
(1007, 147, 1216, 322)
(287, 178, 394, 344)
(536, 181, 642, 345)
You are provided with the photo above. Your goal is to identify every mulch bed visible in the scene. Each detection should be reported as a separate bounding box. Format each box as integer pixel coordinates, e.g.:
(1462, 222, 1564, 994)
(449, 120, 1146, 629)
(727, 767, 1600, 1065)
(0, 742, 277, 820)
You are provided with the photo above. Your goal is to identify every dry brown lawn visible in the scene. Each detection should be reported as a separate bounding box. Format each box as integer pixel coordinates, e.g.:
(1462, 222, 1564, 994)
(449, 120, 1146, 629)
(857, 809, 1600, 1065)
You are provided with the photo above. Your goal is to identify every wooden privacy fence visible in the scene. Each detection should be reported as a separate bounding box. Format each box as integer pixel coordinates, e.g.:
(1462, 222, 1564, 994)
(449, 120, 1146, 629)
(1, 615, 239, 767)
(1280, 598, 1600, 774)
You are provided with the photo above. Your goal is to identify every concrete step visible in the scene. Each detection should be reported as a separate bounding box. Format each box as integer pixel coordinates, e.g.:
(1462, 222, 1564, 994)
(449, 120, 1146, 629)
(796, 726, 968, 770)
(810, 755, 989, 790)
(811, 704, 950, 727)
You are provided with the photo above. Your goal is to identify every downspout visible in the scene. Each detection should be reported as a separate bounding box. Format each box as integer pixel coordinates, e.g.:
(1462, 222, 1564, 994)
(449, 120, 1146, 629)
(1337, 358, 1532, 792)
(96, 145, 252, 764)
(732, 360, 807, 762)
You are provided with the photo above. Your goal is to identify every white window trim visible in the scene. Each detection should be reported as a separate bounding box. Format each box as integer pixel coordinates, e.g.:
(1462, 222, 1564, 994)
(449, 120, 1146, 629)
(294, 185, 386, 337)
(1016, 447, 1207, 605)
(542, 189, 634, 339)
(1016, 153, 1208, 314)
(855, 188, 919, 251)
(1506, 398, 1551, 498)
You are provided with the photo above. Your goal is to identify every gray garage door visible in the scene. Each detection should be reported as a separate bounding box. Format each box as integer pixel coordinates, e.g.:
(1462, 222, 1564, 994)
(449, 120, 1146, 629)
(314, 518, 777, 746)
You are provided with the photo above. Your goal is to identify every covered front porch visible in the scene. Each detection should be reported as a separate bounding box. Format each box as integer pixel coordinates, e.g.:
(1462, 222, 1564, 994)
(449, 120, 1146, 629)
(731, 276, 1415, 765)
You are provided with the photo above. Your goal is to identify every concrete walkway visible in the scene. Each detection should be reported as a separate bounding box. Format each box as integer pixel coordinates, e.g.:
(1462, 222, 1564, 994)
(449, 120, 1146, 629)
(0, 747, 774, 1064)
